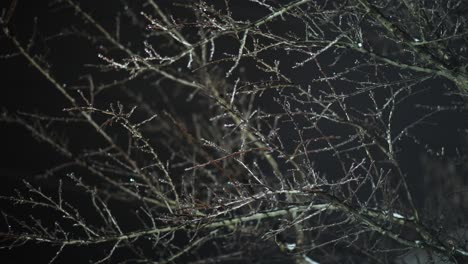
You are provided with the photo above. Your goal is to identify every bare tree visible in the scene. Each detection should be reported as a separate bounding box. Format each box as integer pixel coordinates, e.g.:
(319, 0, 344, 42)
(1, 0, 468, 263)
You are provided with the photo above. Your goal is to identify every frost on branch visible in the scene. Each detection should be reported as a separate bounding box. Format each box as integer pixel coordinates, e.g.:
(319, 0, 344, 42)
(1, 0, 468, 263)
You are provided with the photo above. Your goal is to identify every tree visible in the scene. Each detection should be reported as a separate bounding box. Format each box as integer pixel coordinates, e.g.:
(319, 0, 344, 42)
(1, 0, 468, 263)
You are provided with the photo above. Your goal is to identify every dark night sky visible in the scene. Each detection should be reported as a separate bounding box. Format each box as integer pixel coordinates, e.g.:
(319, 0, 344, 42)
(0, 1, 280, 262)
(0, 0, 305, 179)
(1, 0, 468, 263)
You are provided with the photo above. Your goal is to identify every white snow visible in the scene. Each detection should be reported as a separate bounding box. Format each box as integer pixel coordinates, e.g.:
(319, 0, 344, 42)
(286, 243, 296, 251)
(303, 255, 320, 264)
(392, 212, 405, 219)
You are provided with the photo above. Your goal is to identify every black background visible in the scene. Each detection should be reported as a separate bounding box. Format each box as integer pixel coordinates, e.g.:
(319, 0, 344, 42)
(1, 0, 467, 263)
